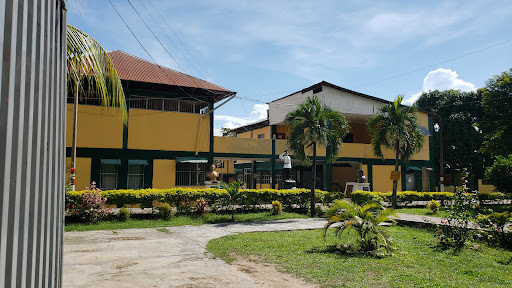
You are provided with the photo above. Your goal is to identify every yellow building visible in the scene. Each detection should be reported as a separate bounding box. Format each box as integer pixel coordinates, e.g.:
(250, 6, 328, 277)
(68, 52, 437, 193)
(231, 81, 436, 193)
(67, 50, 236, 190)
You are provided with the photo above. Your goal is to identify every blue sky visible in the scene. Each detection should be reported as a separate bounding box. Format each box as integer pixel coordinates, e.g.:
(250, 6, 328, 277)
(68, 0, 512, 135)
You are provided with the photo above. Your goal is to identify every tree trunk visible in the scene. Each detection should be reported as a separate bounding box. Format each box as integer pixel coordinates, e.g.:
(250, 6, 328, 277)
(311, 142, 316, 217)
(392, 141, 399, 209)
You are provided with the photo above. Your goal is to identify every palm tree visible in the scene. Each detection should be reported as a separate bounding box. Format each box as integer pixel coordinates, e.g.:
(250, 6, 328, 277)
(367, 95, 424, 209)
(67, 25, 127, 190)
(285, 95, 349, 217)
(322, 199, 396, 252)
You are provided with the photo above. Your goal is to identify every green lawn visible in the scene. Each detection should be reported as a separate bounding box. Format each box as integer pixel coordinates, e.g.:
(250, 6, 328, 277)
(397, 207, 450, 218)
(207, 226, 512, 288)
(65, 212, 309, 231)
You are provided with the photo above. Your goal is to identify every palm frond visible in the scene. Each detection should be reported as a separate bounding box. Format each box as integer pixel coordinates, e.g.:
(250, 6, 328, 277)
(67, 25, 127, 124)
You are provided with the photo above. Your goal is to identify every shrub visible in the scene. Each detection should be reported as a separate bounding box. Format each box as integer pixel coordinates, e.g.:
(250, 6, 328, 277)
(222, 180, 244, 220)
(272, 200, 282, 215)
(71, 187, 110, 223)
(194, 198, 208, 217)
(118, 207, 130, 222)
(485, 154, 512, 194)
(157, 203, 173, 221)
(426, 200, 441, 213)
(350, 191, 383, 205)
(437, 170, 477, 250)
(323, 200, 396, 254)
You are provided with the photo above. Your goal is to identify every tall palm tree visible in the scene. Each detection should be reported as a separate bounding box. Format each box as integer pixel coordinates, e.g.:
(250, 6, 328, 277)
(285, 95, 349, 216)
(67, 25, 127, 190)
(367, 95, 424, 209)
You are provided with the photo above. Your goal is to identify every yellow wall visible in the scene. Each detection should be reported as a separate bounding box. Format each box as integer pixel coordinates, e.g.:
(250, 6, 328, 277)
(214, 136, 272, 155)
(236, 131, 252, 138)
(332, 167, 358, 192)
(66, 104, 123, 149)
(372, 165, 402, 193)
(65, 157, 91, 191)
(478, 179, 496, 194)
(275, 125, 289, 138)
(153, 159, 175, 188)
(128, 110, 210, 152)
(252, 126, 271, 139)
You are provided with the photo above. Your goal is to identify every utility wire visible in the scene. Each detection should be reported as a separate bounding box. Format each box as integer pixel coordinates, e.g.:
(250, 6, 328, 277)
(352, 39, 511, 89)
(146, 0, 219, 85)
(136, 0, 206, 80)
(109, 0, 207, 103)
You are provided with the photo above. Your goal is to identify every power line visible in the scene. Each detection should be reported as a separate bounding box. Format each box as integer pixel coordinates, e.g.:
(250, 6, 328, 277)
(146, 0, 219, 85)
(352, 39, 511, 89)
(109, 0, 207, 103)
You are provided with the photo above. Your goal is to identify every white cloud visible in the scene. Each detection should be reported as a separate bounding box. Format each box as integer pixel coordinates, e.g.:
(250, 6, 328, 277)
(214, 104, 269, 136)
(402, 68, 476, 105)
(423, 68, 476, 92)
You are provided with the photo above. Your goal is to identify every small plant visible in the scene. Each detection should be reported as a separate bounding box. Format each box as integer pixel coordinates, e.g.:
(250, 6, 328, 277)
(117, 207, 130, 222)
(221, 180, 244, 221)
(272, 200, 282, 215)
(436, 169, 477, 250)
(194, 198, 209, 217)
(426, 200, 441, 214)
(72, 186, 110, 223)
(322, 199, 396, 254)
(157, 203, 173, 221)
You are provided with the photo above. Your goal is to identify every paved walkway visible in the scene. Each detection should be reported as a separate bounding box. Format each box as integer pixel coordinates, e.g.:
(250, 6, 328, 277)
(63, 218, 326, 288)
(63, 213, 500, 287)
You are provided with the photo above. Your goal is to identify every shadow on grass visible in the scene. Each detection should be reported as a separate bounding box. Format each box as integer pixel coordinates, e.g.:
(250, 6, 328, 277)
(305, 245, 390, 259)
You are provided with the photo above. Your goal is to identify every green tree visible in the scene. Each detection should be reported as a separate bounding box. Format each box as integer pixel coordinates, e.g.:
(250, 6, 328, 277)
(67, 25, 127, 190)
(285, 95, 349, 217)
(221, 127, 236, 137)
(480, 68, 512, 158)
(485, 154, 512, 194)
(415, 90, 487, 180)
(367, 95, 424, 209)
(322, 199, 396, 253)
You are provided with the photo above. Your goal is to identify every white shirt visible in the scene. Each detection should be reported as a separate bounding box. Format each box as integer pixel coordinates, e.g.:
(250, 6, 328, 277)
(279, 152, 292, 169)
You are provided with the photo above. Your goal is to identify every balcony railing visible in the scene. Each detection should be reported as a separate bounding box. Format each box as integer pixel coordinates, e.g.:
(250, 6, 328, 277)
(67, 95, 209, 114)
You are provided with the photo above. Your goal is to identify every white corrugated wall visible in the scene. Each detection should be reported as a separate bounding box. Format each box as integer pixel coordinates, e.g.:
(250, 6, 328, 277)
(0, 0, 66, 287)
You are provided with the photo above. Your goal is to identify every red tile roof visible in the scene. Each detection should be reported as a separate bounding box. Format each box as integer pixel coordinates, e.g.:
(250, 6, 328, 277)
(107, 50, 233, 93)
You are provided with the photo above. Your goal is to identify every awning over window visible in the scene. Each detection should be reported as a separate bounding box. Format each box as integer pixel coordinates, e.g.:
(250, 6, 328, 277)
(176, 157, 208, 164)
(100, 159, 121, 165)
(128, 159, 148, 165)
(420, 126, 431, 136)
(407, 166, 422, 171)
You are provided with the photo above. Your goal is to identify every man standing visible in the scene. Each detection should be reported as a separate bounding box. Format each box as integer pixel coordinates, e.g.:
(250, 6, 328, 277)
(279, 150, 292, 181)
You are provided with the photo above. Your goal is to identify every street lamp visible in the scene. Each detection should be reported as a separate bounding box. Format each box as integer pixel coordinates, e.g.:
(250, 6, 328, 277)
(434, 119, 444, 192)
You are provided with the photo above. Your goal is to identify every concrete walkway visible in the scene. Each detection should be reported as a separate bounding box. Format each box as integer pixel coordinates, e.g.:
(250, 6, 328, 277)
(64, 213, 495, 287)
(63, 218, 326, 288)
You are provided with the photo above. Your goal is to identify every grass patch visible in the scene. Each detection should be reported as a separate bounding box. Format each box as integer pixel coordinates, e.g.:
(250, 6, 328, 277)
(65, 212, 309, 232)
(397, 207, 450, 218)
(207, 226, 512, 287)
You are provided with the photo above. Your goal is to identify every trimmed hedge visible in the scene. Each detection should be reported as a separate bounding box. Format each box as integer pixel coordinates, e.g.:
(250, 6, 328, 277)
(66, 188, 329, 211)
(350, 191, 507, 204)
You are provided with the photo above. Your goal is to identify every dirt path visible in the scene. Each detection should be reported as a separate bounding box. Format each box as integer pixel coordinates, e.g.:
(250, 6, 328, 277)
(63, 219, 325, 287)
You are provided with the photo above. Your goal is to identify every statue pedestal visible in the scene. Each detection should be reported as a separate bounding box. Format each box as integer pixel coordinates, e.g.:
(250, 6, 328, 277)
(205, 181, 220, 189)
(279, 179, 297, 190)
(344, 182, 370, 197)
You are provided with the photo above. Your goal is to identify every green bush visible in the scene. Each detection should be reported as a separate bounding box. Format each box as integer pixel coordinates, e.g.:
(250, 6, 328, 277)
(350, 190, 507, 205)
(66, 187, 328, 211)
(272, 200, 282, 215)
(485, 154, 512, 194)
(117, 207, 130, 222)
(426, 200, 441, 213)
(350, 191, 384, 205)
(157, 203, 173, 220)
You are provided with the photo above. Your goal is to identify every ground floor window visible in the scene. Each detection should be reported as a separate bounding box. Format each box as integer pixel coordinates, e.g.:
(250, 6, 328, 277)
(422, 168, 430, 191)
(101, 164, 118, 190)
(128, 164, 144, 189)
(176, 163, 205, 186)
(405, 172, 416, 191)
